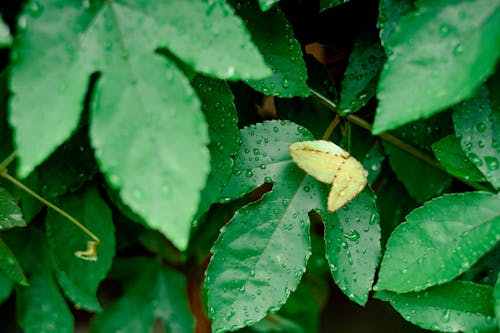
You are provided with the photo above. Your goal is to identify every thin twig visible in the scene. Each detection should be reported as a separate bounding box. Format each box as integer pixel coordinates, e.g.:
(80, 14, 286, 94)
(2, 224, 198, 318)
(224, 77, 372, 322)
(322, 115, 340, 140)
(0, 152, 16, 172)
(310, 88, 489, 192)
(0, 170, 100, 244)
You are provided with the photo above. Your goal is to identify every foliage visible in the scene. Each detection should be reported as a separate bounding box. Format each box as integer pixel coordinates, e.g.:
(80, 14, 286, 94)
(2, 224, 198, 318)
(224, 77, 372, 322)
(0, 0, 498, 332)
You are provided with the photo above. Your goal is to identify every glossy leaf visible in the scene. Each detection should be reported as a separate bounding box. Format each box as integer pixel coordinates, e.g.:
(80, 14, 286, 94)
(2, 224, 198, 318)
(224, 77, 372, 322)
(376, 192, 500, 293)
(191, 75, 239, 217)
(86, 3, 209, 251)
(207, 121, 326, 332)
(377, 0, 413, 52)
(0, 15, 11, 47)
(323, 189, 381, 305)
(258, 0, 280, 11)
(45, 186, 115, 311)
(0, 187, 26, 229)
(320, 0, 351, 12)
(4, 228, 73, 333)
(338, 31, 386, 115)
(0, 237, 28, 286)
(432, 135, 486, 182)
(92, 258, 194, 333)
(375, 281, 497, 333)
(232, 0, 310, 98)
(373, 0, 500, 134)
(453, 82, 500, 189)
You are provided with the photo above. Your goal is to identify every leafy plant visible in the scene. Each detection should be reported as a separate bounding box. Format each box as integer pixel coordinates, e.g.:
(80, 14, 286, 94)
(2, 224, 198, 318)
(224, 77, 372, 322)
(0, 0, 498, 332)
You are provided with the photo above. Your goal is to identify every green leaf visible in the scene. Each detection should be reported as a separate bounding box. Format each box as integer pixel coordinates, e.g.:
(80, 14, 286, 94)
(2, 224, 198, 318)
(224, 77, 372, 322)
(376, 191, 500, 293)
(4, 228, 73, 333)
(84, 3, 210, 251)
(28, 127, 98, 199)
(45, 186, 115, 312)
(377, 0, 413, 52)
(320, 0, 351, 12)
(432, 135, 486, 182)
(258, 0, 280, 11)
(0, 272, 14, 304)
(375, 281, 497, 333)
(338, 31, 386, 115)
(373, 0, 500, 134)
(453, 82, 500, 189)
(324, 189, 381, 305)
(231, 0, 310, 98)
(92, 258, 194, 333)
(0, 15, 11, 47)
(0, 237, 28, 286)
(0, 187, 26, 229)
(191, 75, 239, 218)
(207, 120, 326, 332)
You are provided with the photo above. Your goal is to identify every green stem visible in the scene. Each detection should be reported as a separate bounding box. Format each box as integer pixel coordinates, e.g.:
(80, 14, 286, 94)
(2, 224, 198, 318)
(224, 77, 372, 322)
(310, 88, 489, 192)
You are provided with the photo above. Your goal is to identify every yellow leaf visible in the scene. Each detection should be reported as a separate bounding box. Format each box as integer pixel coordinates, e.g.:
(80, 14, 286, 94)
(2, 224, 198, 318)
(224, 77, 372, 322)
(289, 140, 368, 212)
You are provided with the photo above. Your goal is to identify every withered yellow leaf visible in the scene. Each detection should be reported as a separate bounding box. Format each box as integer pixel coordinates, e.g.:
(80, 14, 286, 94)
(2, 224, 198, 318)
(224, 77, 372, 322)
(289, 140, 368, 212)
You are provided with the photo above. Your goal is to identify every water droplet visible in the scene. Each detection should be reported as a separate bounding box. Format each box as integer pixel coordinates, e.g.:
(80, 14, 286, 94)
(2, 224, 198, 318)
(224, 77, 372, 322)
(439, 24, 450, 37)
(28, 1, 44, 17)
(475, 122, 486, 132)
(484, 156, 499, 170)
(303, 186, 310, 192)
(344, 229, 360, 242)
(468, 153, 483, 166)
(453, 43, 464, 55)
(246, 170, 254, 177)
(369, 214, 376, 225)
(281, 77, 290, 88)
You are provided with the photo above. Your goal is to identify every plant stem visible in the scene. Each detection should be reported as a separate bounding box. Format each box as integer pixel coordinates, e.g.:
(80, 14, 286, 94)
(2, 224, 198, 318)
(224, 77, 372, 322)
(0, 152, 101, 245)
(322, 115, 340, 140)
(310, 88, 489, 192)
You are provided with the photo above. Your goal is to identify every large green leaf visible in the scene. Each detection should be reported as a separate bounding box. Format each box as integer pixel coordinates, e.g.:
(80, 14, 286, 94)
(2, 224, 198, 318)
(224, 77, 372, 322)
(432, 135, 486, 182)
(323, 189, 381, 305)
(375, 281, 497, 333)
(45, 186, 115, 311)
(377, 0, 413, 52)
(0, 187, 26, 229)
(92, 258, 194, 333)
(338, 31, 386, 115)
(495, 275, 500, 326)
(191, 75, 239, 218)
(376, 192, 500, 293)
(231, 0, 309, 98)
(4, 228, 73, 333)
(207, 120, 381, 332)
(453, 82, 500, 190)
(10, 0, 270, 179)
(373, 0, 500, 134)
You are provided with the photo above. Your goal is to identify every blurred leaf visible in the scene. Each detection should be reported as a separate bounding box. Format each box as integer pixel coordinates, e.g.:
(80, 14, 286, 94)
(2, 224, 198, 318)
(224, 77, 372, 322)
(0, 271, 13, 304)
(432, 135, 486, 182)
(0, 237, 28, 286)
(338, 31, 386, 115)
(453, 80, 500, 189)
(495, 275, 500, 325)
(373, 0, 500, 133)
(231, 0, 310, 98)
(0, 187, 26, 229)
(377, 0, 413, 52)
(376, 192, 500, 293)
(375, 281, 496, 333)
(258, 0, 280, 12)
(92, 258, 194, 333)
(0, 14, 11, 47)
(4, 228, 73, 333)
(304, 55, 338, 104)
(45, 186, 115, 311)
(324, 189, 381, 305)
(191, 75, 239, 217)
